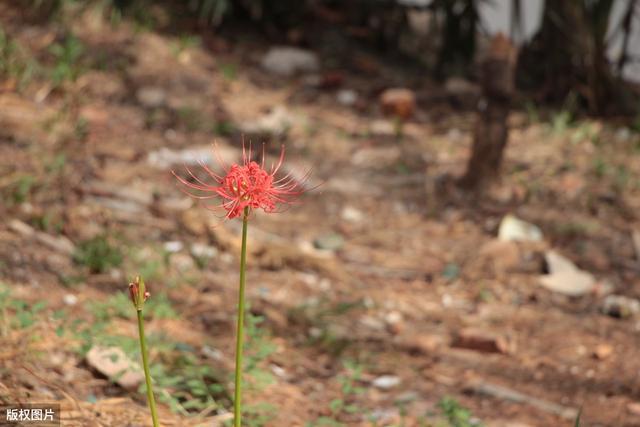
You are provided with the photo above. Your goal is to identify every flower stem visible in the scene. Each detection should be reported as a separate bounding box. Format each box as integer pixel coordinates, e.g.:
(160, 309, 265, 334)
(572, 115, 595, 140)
(234, 207, 250, 427)
(137, 309, 159, 427)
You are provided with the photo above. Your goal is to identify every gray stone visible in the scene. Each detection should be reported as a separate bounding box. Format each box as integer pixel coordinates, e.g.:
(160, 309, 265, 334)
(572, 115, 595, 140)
(261, 47, 319, 77)
(313, 233, 345, 251)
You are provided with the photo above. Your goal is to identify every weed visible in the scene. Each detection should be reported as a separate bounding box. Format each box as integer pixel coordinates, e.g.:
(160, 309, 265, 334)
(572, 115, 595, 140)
(306, 360, 367, 427)
(73, 235, 123, 273)
(550, 110, 574, 135)
(64, 288, 226, 415)
(438, 397, 483, 427)
(171, 35, 200, 58)
(31, 212, 64, 233)
(0, 285, 47, 334)
(244, 311, 277, 390)
(291, 298, 364, 356)
(219, 62, 237, 80)
(10, 175, 35, 204)
(49, 34, 85, 86)
(212, 120, 235, 137)
(176, 106, 204, 132)
(46, 153, 67, 175)
(0, 27, 39, 89)
(74, 116, 89, 141)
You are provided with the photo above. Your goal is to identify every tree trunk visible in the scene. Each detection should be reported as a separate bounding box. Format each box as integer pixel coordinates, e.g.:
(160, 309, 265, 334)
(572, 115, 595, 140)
(459, 34, 517, 190)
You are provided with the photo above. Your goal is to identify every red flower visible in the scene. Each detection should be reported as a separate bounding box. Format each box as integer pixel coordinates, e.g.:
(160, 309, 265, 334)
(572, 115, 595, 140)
(173, 144, 308, 219)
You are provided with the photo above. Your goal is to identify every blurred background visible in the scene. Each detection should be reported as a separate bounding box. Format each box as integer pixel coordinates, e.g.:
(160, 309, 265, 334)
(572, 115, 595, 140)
(1, 0, 640, 426)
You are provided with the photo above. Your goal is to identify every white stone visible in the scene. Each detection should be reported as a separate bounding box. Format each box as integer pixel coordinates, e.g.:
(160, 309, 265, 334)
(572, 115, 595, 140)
(372, 375, 401, 389)
(498, 214, 543, 242)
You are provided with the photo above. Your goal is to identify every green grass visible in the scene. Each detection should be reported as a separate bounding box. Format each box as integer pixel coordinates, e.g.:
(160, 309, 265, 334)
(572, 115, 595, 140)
(0, 285, 47, 332)
(437, 397, 483, 427)
(0, 27, 39, 90)
(49, 34, 85, 86)
(9, 175, 36, 204)
(62, 289, 227, 415)
(73, 235, 123, 273)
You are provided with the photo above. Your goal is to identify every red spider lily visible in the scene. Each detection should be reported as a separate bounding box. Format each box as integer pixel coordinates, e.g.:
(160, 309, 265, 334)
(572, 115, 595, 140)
(173, 144, 308, 220)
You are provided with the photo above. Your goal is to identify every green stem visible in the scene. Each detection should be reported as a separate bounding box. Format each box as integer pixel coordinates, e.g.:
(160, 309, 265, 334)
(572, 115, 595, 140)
(137, 309, 159, 427)
(234, 207, 250, 427)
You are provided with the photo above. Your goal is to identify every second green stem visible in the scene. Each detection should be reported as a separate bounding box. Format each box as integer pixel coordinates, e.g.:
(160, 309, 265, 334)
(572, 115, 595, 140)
(137, 309, 159, 427)
(234, 207, 250, 427)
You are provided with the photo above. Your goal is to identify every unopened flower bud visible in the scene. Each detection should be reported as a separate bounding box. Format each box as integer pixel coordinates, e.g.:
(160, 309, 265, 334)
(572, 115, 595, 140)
(128, 276, 150, 310)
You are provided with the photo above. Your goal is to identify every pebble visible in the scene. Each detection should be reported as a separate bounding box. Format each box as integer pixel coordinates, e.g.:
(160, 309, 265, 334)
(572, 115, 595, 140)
(452, 328, 514, 354)
(190, 243, 218, 258)
(136, 86, 166, 108)
(627, 402, 640, 416)
(340, 206, 364, 223)
(313, 233, 345, 251)
(593, 344, 613, 360)
(261, 46, 319, 77)
(379, 88, 416, 120)
(85, 346, 143, 391)
(498, 214, 543, 242)
(372, 375, 401, 390)
(602, 295, 640, 318)
(337, 89, 358, 106)
(63, 294, 78, 306)
(163, 241, 183, 253)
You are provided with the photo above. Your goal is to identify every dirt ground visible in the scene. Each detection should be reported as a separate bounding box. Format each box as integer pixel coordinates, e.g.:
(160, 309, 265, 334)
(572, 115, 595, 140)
(1, 3, 640, 427)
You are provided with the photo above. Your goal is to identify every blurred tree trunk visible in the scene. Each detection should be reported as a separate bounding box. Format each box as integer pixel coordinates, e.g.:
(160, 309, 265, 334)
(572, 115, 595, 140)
(460, 34, 517, 190)
(517, 0, 618, 114)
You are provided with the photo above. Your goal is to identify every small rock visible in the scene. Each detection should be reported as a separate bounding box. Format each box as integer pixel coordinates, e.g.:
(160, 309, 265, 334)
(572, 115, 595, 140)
(190, 243, 218, 259)
(170, 253, 195, 271)
(538, 269, 595, 297)
(593, 344, 613, 360)
(452, 328, 514, 354)
(147, 144, 238, 169)
(313, 233, 345, 251)
(544, 250, 578, 274)
(63, 294, 78, 306)
(85, 346, 143, 391)
(359, 315, 386, 331)
(341, 206, 364, 223)
(337, 89, 358, 106)
(238, 106, 293, 140)
(402, 334, 444, 354)
(602, 295, 640, 318)
(380, 88, 416, 120)
(202, 345, 223, 361)
(627, 402, 640, 416)
(136, 86, 166, 108)
(539, 250, 596, 297)
(385, 311, 404, 335)
(351, 145, 401, 166)
(261, 46, 319, 77)
(369, 119, 396, 136)
(498, 214, 543, 242)
(372, 375, 401, 390)
(163, 241, 183, 253)
(270, 364, 287, 379)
